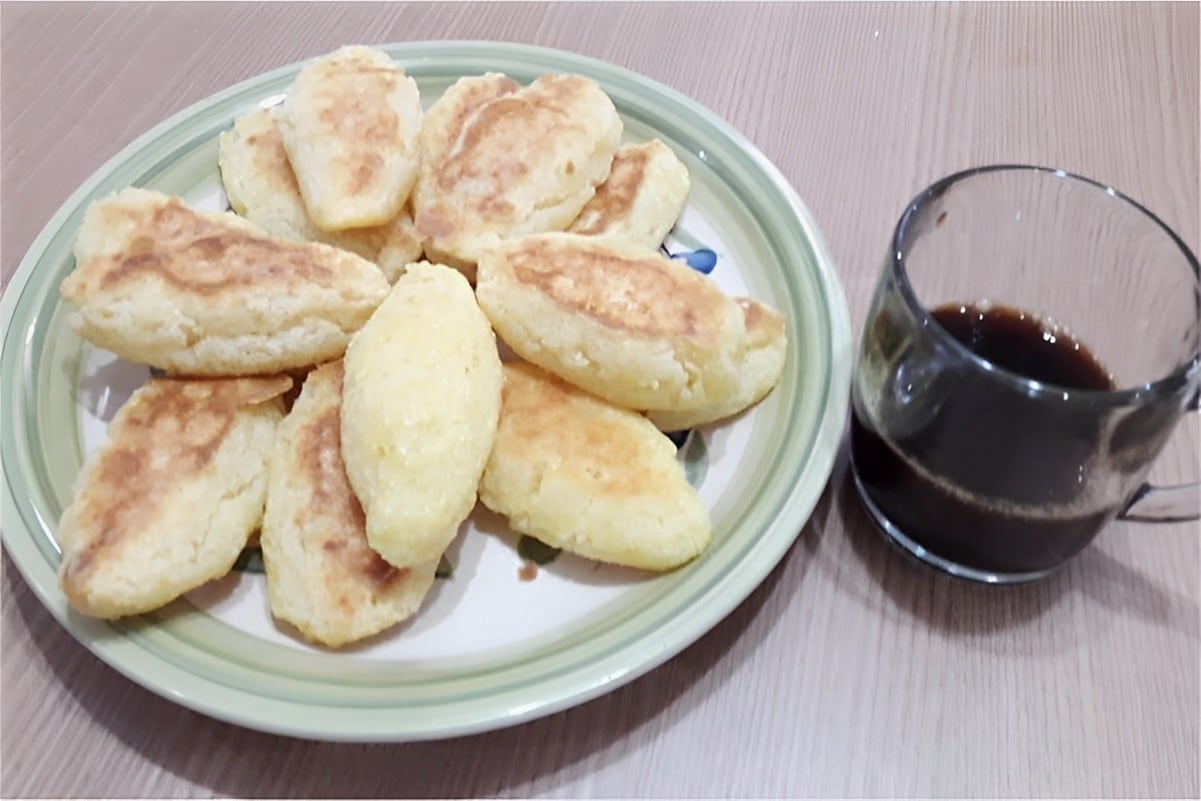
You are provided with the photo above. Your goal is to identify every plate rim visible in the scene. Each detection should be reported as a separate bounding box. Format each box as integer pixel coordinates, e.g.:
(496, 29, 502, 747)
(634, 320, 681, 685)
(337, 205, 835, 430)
(0, 39, 851, 742)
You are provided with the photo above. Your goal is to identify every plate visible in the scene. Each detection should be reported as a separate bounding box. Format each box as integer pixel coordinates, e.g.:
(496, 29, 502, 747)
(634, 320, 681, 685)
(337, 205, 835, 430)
(0, 41, 851, 741)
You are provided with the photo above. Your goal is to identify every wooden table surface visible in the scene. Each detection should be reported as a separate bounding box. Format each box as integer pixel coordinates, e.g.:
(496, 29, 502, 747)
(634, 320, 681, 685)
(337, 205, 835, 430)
(2, 2, 1198, 797)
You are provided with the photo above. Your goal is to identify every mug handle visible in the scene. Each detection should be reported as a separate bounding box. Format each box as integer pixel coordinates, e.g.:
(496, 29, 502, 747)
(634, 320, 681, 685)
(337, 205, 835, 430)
(1120, 482, 1200, 522)
(1118, 391, 1200, 523)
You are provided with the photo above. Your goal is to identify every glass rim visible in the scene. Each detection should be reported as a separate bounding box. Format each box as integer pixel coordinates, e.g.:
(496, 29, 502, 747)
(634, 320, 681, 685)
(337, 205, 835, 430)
(890, 163, 1201, 404)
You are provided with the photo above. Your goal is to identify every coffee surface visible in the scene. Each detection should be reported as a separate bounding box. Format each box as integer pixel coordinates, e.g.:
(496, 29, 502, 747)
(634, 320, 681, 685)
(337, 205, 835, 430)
(930, 303, 1114, 391)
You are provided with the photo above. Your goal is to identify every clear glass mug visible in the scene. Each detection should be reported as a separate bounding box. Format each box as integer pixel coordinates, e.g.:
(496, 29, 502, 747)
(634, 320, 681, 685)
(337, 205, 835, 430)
(850, 165, 1200, 583)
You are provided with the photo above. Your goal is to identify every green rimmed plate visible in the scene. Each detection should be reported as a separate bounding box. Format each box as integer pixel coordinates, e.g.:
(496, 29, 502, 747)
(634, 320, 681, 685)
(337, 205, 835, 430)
(0, 41, 850, 741)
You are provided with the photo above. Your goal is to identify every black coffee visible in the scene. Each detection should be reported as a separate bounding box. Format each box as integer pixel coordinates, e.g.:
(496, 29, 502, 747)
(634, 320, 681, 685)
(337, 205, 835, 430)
(931, 304, 1114, 391)
(851, 303, 1121, 575)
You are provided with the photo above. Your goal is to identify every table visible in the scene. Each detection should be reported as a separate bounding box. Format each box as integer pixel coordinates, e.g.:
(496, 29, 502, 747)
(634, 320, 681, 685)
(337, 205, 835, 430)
(2, 2, 1197, 797)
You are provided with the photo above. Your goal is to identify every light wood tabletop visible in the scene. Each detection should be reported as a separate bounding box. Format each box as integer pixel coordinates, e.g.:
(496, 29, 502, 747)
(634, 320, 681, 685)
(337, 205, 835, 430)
(2, 2, 1198, 797)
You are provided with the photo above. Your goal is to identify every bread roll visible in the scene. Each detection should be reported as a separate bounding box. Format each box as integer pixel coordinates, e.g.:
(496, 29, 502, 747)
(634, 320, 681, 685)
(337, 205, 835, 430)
(57, 375, 291, 619)
(475, 232, 749, 411)
(60, 187, 390, 376)
(278, 45, 423, 230)
(412, 73, 622, 280)
(341, 262, 503, 568)
(479, 362, 710, 571)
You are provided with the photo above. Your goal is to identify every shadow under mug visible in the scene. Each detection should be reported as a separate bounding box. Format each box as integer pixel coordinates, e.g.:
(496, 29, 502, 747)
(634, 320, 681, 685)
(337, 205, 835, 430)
(850, 165, 1200, 584)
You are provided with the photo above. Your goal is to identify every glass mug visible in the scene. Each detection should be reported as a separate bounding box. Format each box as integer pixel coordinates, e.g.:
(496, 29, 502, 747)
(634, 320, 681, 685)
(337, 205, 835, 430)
(851, 165, 1200, 583)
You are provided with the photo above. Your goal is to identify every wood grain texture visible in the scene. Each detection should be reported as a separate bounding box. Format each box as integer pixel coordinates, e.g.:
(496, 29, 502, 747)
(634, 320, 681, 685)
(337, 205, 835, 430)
(1, 2, 1197, 797)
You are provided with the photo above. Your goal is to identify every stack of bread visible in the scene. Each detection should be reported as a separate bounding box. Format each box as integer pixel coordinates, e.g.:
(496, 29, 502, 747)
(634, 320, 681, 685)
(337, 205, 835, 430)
(54, 45, 788, 648)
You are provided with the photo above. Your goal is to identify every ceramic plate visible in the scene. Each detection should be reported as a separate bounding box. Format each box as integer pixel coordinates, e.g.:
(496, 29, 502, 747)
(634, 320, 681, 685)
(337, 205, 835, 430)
(0, 41, 850, 741)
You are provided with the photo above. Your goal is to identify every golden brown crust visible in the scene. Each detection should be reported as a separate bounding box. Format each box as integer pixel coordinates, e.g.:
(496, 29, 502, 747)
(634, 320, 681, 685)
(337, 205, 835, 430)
(235, 110, 304, 198)
(497, 363, 650, 497)
(413, 73, 623, 275)
(278, 46, 423, 230)
(63, 192, 342, 302)
(60, 187, 390, 376)
(59, 375, 291, 598)
(258, 359, 438, 646)
(289, 362, 409, 596)
(566, 139, 690, 249)
(502, 234, 730, 350)
(476, 232, 749, 411)
(418, 73, 521, 173)
(566, 145, 651, 235)
(66, 201, 329, 305)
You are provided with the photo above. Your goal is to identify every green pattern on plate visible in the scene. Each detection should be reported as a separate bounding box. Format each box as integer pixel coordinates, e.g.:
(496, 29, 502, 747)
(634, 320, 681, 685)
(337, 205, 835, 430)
(681, 431, 710, 489)
(232, 547, 265, 575)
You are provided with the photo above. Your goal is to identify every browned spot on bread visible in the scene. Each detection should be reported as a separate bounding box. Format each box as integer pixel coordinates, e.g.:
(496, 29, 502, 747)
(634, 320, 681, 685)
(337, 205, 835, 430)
(318, 94, 399, 146)
(190, 236, 230, 259)
(443, 76, 520, 150)
(426, 75, 522, 179)
(414, 206, 454, 240)
(505, 237, 728, 344)
(293, 50, 406, 214)
(294, 362, 407, 592)
(347, 153, 385, 195)
(568, 147, 651, 235)
(65, 195, 341, 298)
(61, 375, 291, 585)
(129, 236, 155, 256)
(414, 74, 621, 270)
(248, 113, 303, 194)
(437, 96, 540, 189)
(737, 297, 787, 347)
(428, 77, 592, 218)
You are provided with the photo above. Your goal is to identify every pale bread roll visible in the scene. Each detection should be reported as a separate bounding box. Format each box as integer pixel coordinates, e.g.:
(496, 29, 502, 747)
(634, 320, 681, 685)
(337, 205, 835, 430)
(341, 262, 503, 568)
(260, 361, 437, 647)
(646, 298, 788, 430)
(475, 232, 749, 411)
(60, 188, 390, 376)
(57, 375, 292, 619)
(412, 73, 623, 280)
(218, 106, 422, 282)
(479, 362, 711, 571)
(567, 139, 690, 249)
(278, 45, 423, 230)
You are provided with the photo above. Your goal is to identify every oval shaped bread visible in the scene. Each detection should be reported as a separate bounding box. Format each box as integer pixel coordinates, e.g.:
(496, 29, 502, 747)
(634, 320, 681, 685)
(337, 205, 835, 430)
(412, 73, 623, 280)
(277, 45, 423, 231)
(57, 375, 292, 619)
(261, 360, 437, 647)
(566, 139, 690, 249)
(475, 232, 749, 411)
(59, 187, 390, 376)
(341, 262, 503, 568)
(646, 297, 788, 431)
(218, 106, 422, 283)
(479, 361, 711, 571)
